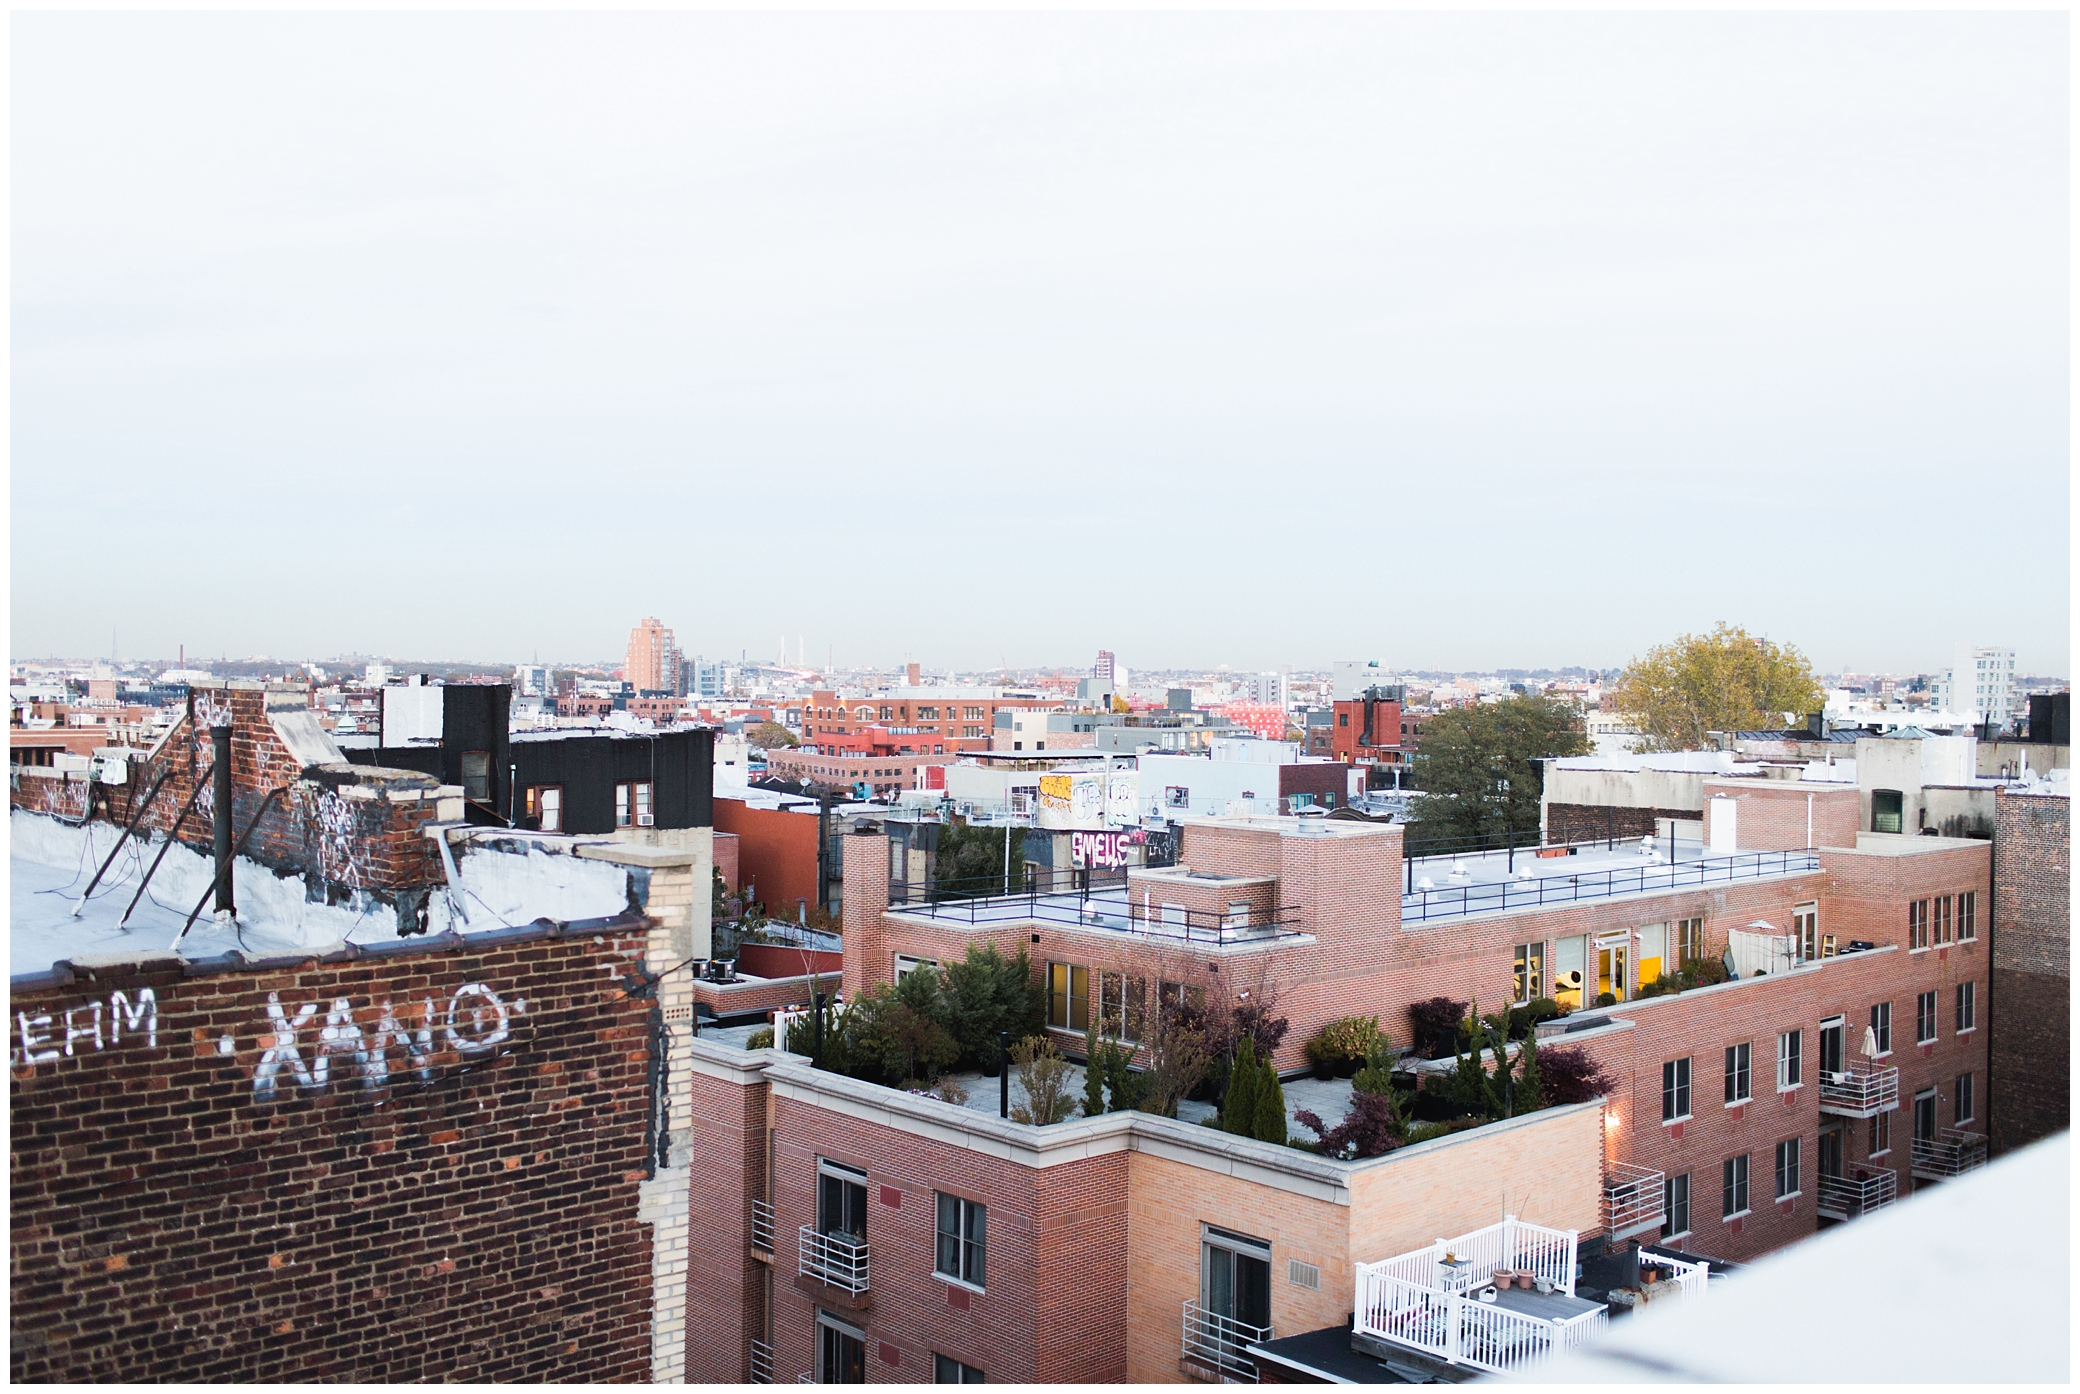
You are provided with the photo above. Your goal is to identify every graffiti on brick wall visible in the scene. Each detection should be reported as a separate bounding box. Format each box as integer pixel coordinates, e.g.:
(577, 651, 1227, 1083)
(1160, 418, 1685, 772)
(14, 982, 528, 1101)
(16, 989, 158, 1064)
(293, 785, 370, 889)
(255, 984, 526, 1100)
(190, 693, 234, 730)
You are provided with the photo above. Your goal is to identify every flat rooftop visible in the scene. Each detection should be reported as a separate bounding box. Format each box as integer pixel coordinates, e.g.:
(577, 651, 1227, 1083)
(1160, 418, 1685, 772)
(1402, 836, 1822, 926)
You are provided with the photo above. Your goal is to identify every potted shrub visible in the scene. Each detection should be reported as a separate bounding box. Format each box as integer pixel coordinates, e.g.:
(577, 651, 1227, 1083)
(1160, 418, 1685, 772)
(1321, 1015, 1381, 1077)
(1304, 1035, 1337, 1080)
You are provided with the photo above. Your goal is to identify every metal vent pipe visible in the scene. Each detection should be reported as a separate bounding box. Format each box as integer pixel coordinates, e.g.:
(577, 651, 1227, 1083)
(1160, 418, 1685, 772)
(212, 723, 234, 917)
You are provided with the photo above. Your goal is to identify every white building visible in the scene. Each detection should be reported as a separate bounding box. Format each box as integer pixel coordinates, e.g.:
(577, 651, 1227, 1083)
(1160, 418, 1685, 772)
(1331, 659, 1389, 701)
(1943, 645, 2017, 730)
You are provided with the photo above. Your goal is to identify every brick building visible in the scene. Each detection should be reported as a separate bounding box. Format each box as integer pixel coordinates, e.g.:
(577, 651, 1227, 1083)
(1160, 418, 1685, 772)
(1988, 786, 2069, 1154)
(626, 617, 681, 696)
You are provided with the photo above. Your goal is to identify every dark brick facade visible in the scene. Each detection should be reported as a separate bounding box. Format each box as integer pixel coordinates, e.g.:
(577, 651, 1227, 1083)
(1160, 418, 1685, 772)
(1545, 802, 1696, 845)
(1990, 789, 2070, 1154)
(10, 922, 658, 1382)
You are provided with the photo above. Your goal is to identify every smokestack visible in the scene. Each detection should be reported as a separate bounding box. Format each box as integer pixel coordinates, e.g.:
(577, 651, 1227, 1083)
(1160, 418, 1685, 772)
(212, 722, 235, 918)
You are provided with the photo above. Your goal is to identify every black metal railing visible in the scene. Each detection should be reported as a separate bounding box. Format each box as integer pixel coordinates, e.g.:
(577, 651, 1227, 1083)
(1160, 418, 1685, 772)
(1401, 849, 1822, 925)
(891, 866, 1130, 905)
(888, 883, 1306, 946)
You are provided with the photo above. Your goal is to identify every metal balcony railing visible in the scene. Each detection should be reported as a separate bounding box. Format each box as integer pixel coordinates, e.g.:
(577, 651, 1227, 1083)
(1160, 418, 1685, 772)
(1816, 1169, 1898, 1221)
(1182, 1299, 1272, 1381)
(1911, 1129, 1988, 1180)
(751, 1200, 775, 1254)
(749, 1340, 774, 1385)
(1401, 849, 1821, 926)
(887, 880, 1305, 946)
(799, 1225, 871, 1294)
(1603, 1163, 1668, 1239)
(1818, 1065, 1900, 1118)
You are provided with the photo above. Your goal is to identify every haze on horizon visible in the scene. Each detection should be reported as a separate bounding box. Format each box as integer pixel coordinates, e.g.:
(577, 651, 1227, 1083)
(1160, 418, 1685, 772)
(11, 12, 2069, 677)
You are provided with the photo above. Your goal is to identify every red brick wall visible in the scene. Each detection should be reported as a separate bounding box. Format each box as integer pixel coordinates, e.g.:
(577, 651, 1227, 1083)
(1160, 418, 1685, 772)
(715, 831, 742, 890)
(735, 945, 843, 980)
(766, 1096, 1127, 1384)
(1702, 780, 1860, 852)
(682, 1059, 768, 1382)
(9, 924, 657, 1382)
(715, 798, 824, 917)
(1990, 790, 2069, 1154)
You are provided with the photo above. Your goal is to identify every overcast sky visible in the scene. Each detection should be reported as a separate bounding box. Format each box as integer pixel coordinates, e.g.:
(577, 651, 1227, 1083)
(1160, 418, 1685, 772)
(13, 11, 2069, 676)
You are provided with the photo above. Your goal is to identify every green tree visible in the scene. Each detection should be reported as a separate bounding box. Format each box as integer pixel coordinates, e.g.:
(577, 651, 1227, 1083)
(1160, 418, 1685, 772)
(1406, 694, 1590, 846)
(942, 944, 1046, 1068)
(1224, 1036, 1261, 1135)
(1252, 1057, 1288, 1144)
(1604, 622, 1825, 752)
(932, 818, 1026, 899)
(1083, 1019, 1109, 1116)
(1513, 1030, 1544, 1115)
(745, 721, 799, 749)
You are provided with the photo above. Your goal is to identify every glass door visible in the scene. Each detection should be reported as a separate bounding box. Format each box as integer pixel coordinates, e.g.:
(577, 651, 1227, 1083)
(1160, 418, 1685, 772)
(1913, 1090, 1937, 1145)
(818, 1315, 865, 1383)
(1200, 1227, 1272, 1373)
(818, 1163, 867, 1242)
(1818, 1018, 1844, 1080)
(1595, 938, 1629, 1003)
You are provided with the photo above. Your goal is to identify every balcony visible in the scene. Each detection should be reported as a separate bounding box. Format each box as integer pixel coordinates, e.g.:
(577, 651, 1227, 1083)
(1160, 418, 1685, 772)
(887, 869, 1304, 946)
(1911, 1129, 1989, 1181)
(749, 1339, 773, 1385)
(1817, 1168, 1898, 1221)
(1181, 1299, 1272, 1381)
(1602, 1163, 1667, 1241)
(1818, 1065, 1900, 1119)
(799, 1225, 871, 1295)
(752, 1200, 775, 1255)
(1353, 1215, 1668, 1376)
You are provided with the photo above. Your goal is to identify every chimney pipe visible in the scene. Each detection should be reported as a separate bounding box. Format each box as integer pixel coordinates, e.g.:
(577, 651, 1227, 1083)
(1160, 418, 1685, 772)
(211, 722, 235, 918)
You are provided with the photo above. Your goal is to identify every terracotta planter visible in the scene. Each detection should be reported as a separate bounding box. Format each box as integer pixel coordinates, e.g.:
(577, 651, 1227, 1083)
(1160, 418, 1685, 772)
(1517, 1274, 1534, 1290)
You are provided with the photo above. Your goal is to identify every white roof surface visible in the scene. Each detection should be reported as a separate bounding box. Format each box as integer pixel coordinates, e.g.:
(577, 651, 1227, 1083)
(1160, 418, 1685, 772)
(1528, 1133, 2069, 1384)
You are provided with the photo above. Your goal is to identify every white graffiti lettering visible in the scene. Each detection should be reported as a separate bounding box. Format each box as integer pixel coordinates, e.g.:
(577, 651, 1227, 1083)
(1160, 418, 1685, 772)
(254, 995, 319, 1101)
(17, 1012, 59, 1066)
(314, 998, 370, 1089)
(444, 984, 511, 1053)
(374, 999, 436, 1084)
(110, 989, 157, 1048)
(63, 1002, 104, 1056)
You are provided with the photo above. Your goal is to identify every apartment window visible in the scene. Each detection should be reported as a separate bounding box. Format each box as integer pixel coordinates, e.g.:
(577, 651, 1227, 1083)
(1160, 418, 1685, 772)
(1869, 1002, 1892, 1056)
(1677, 917, 1704, 965)
(1956, 981, 1976, 1033)
(1662, 1057, 1692, 1123)
(1908, 899, 1930, 950)
(1722, 1155, 1750, 1220)
(525, 785, 563, 833)
(935, 1193, 986, 1288)
(963, 707, 984, 721)
(1338, 712, 1349, 727)
(1662, 1173, 1691, 1240)
(934, 1355, 985, 1384)
(1774, 1138, 1801, 1201)
(1776, 1030, 1802, 1091)
(1954, 1072, 1974, 1125)
(1916, 991, 1937, 1045)
(614, 781, 655, 828)
(460, 750, 491, 802)
(1933, 895, 1953, 945)
(1872, 789, 1904, 834)
(1159, 980, 1207, 1016)
(1512, 942, 1544, 1004)
(1868, 1109, 1891, 1158)
(1957, 891, 1977, 941)
(1047, 963, 1090, 1032)
(1096, 972, 1148, 1042)
(1724, 1043, 1751, 1105)
(817, 1311, 866, 1384)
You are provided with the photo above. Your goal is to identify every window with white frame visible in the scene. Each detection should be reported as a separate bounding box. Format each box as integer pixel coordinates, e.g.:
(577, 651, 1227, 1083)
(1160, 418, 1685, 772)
(1916, 991, 1937, 1045)
(1869, 1001, 1892, 1056)
(817, 1311, 866, 1384)
(1512, 942, 1544, 1004)
(1957, 891, 1977, 941)
(1933, 894, 1953, 945)
(1047, 963, 1089, 1032)
(1724, 1043, 1751, 1105)
(896, 954, 941, 983)
(1955, 981, 1976, 1033)
(1954, 1072, 1974, 1125)
(1774, 1138, 1801, 1201)
(1868, 1109, 1891, 1158)
(1722, 1154, 1750, 1219)
(935, 1193, 986, 1288)
(1677, 917, 1704, 965)
(1662, 1057, 1692, 1122)
(1776, 1030, 1802, 1091)
(1908, 899, 1929, 950)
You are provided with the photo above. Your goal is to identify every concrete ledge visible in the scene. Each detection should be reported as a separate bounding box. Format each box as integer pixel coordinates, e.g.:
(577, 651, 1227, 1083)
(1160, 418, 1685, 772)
(578, 843, 702, 869)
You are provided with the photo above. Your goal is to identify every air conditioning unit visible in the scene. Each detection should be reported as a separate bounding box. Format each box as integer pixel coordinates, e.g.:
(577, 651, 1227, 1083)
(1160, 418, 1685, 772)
(89, 751, 129, 785)
(637, 813, 655, 827)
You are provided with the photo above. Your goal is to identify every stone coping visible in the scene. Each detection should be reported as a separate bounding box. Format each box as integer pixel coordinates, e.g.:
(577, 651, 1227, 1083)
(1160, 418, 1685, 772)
(681, 1034, 1603, 1201)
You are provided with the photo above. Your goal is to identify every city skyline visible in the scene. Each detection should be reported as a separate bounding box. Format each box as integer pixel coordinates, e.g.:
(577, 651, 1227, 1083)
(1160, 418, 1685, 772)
(12, 12, 2069, 672)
